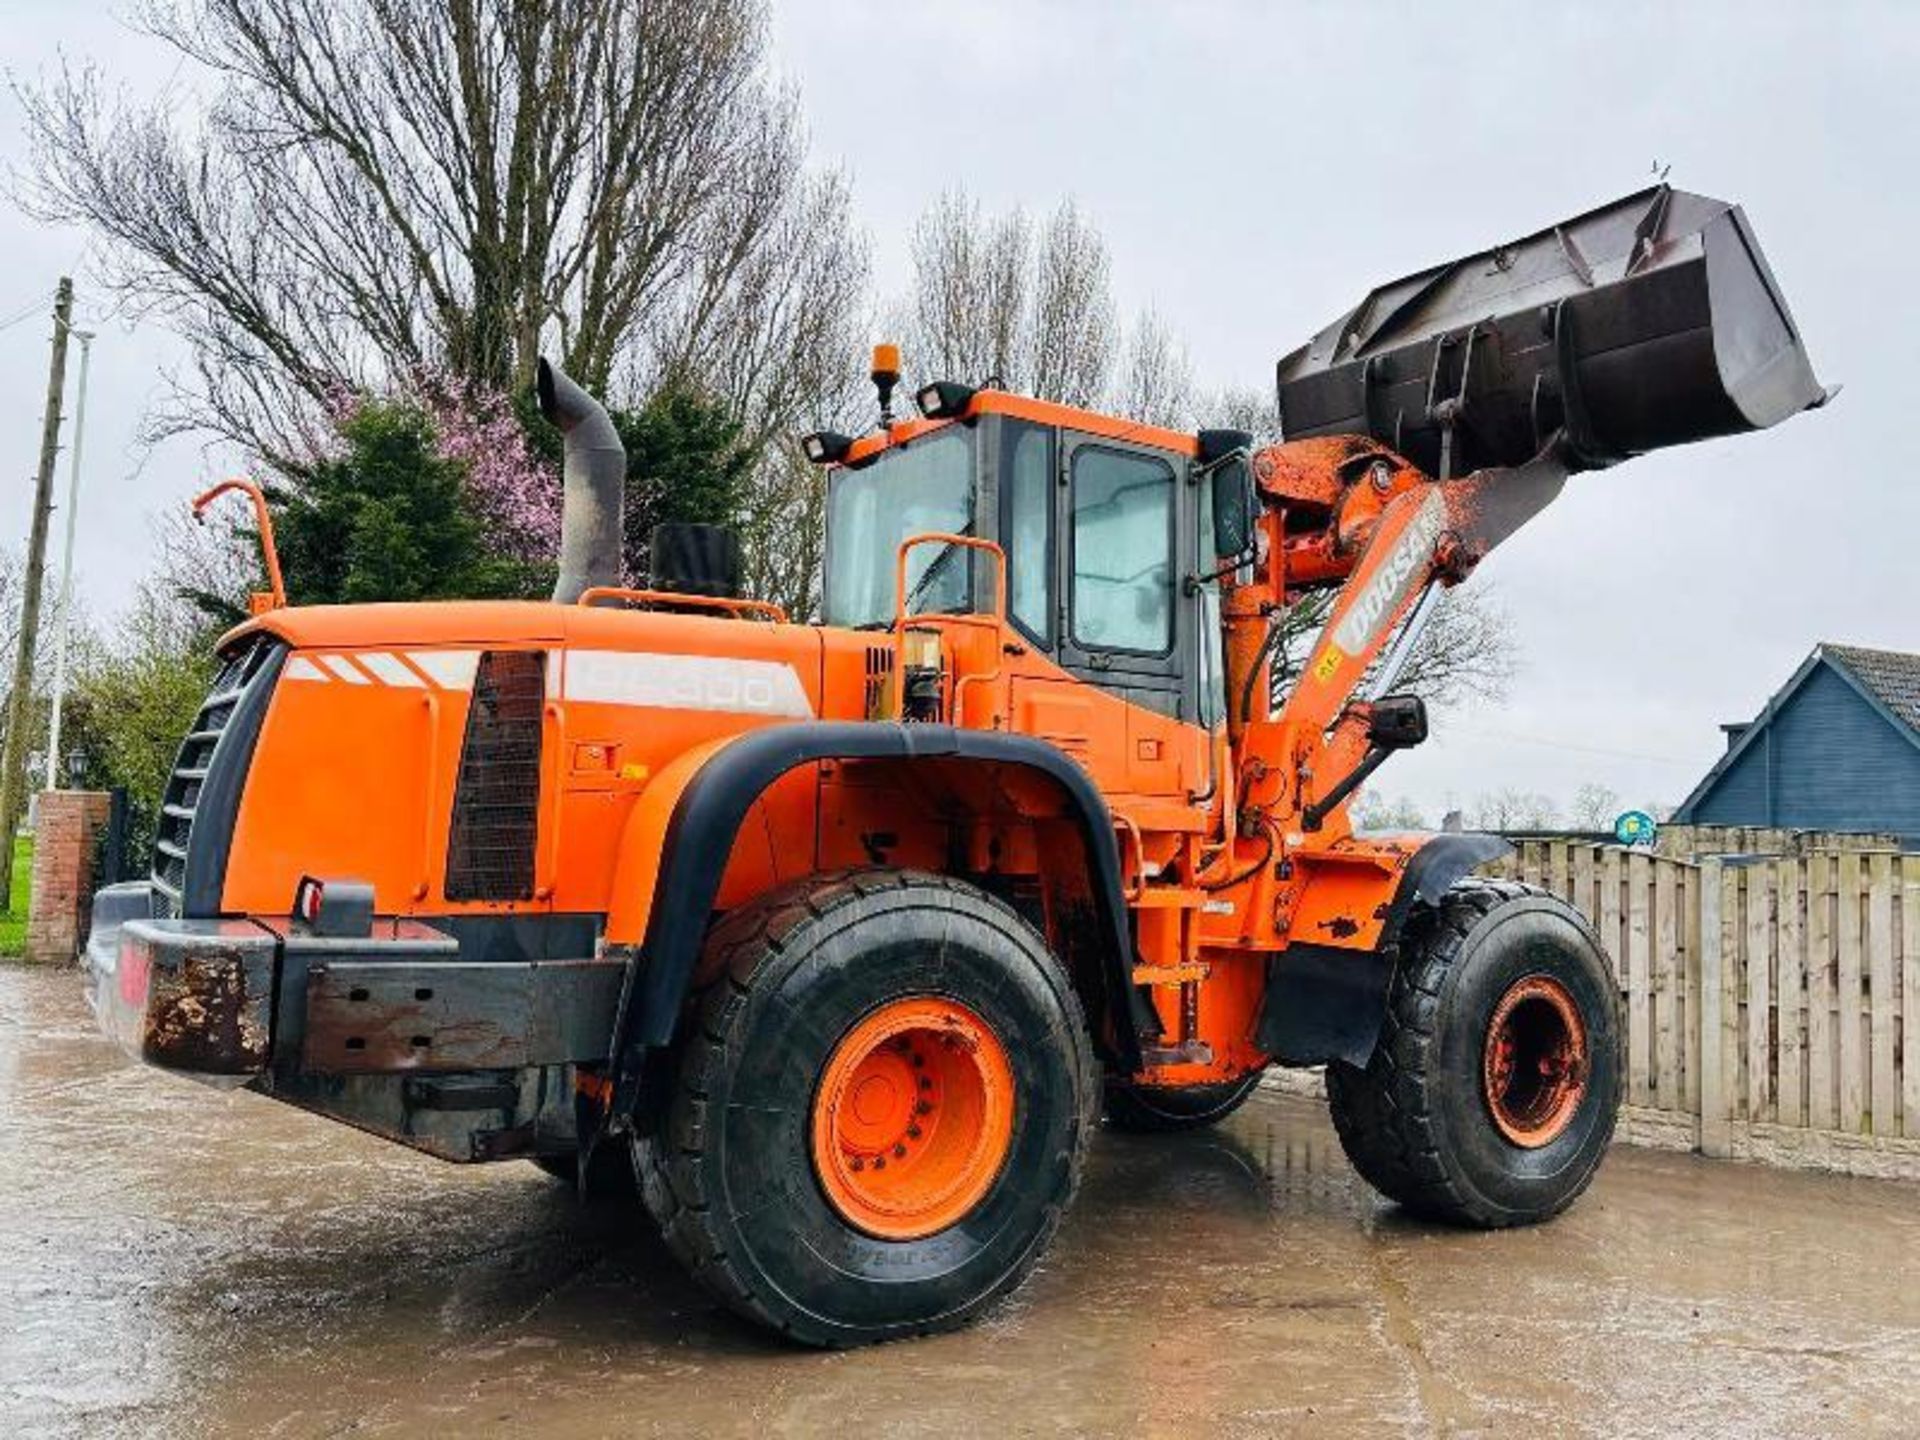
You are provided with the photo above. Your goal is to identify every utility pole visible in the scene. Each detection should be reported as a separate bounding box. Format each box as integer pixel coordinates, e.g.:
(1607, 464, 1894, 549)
(46, 327, 94, 791)
(0, 278, 74, 911)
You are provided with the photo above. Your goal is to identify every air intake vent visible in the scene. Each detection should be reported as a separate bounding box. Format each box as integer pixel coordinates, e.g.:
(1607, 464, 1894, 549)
(152, 637, 281, 919)
(444, 650, 546, 902)
(862, 645, 895, 719)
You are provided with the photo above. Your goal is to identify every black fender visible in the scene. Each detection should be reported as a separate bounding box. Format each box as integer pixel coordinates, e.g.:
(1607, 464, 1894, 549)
(1257, 832, 1513, 1068)
(603, 722, 1157, 1121)
(1379, 832, 1514, 946)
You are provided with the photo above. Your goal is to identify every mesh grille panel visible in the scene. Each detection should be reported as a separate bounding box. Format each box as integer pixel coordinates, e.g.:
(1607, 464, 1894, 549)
(150, 639, 273, 919)
(444, 650, 546, 901)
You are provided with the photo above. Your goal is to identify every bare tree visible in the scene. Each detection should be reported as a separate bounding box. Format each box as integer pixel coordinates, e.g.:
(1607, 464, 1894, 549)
(736, 445, 829, 619)
(1197, 384, 1281, 439)
(1113, 310, 1194, 430)
(1569, 782, 1622, 830)
(1354, 789, 1428, 831)
(19, 0, 864, 464)
(1471, 789, 1561, 831)
(908, 191, 1030, 389)
(1270, 582, 1517, 715)
(1027, 201, 1114, 409)
(905, 191, 1113, 409)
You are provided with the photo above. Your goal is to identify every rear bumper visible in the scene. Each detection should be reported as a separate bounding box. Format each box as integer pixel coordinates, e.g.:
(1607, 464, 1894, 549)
(83, 883, 624, 1103)
(83, 882, 278, 1087)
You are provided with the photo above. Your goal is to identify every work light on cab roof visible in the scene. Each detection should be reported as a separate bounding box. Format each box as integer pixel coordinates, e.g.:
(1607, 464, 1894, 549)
(914, 379, 978, 420)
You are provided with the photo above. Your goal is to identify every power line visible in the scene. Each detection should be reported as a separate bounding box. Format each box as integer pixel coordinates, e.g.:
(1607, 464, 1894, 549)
(0, 297, 49, 334)
(1439, 724, 1701, 768)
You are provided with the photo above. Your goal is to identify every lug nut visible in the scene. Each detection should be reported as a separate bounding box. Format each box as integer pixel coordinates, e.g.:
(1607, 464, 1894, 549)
(849, 1157, 864, 1172)
(873, 1156, 886, 1170)
(893, 1144, 907, 1158)
(907, 1125, 922, 1139)
(916, 1100, 932, 1115)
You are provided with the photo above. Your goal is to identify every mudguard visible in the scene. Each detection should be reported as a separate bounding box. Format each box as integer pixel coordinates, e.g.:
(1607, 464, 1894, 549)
(599, 721, 1156, 1123)
(1258, 832, 1513, 1067)
(1378, 832, 1514, 945)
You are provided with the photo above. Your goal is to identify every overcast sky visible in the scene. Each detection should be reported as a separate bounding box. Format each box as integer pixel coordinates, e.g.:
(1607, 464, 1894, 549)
(2, 2, 1913, 822)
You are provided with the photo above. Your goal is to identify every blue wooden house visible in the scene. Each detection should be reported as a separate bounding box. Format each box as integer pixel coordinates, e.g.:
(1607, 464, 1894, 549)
(1673, 644, 1920, 847)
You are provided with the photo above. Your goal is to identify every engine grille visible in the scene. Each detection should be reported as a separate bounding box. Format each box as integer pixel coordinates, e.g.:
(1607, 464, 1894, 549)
(862, 644, 895, 718)
(152, 638, 279, 919)
(444, 650, 547, 902)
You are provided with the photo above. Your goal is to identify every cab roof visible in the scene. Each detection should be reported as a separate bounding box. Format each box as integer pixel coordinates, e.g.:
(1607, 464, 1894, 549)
(844, 390, 1199, 465)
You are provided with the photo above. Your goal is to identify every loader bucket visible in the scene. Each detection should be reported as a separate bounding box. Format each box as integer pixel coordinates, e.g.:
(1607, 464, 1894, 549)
(1276, 186, 1828, 475)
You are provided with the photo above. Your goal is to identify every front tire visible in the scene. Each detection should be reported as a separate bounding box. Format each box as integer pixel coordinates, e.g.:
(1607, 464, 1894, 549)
(638, 869, 1098, 1348)
(1326, 879, 1622, 1228)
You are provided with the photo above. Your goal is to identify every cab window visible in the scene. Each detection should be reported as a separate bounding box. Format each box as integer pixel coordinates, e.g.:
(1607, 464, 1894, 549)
(1001, 420, 1053, 646)
(1070, 447, 1175, 654)
(822, 428, 974, 628)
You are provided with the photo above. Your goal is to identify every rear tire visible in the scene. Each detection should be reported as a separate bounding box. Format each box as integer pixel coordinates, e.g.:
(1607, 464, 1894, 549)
(1104, 1074, 1263, 1133)
(530, 1143, 639, 1200)
(638, 869, 1098, 1348)
(1326, 879, 1622, 1228)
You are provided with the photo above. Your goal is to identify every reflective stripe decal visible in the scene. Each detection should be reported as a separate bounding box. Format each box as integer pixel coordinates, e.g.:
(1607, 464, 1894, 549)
(359, 651, 425, 687)
(404, 650, 481, 690)
(283, 649, 479, 691)
(279, 647, 801, 712)
(562, 650, 813, 717)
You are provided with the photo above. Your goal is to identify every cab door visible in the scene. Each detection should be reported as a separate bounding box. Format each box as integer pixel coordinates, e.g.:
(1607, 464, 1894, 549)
(1054, 431, 1202, 796)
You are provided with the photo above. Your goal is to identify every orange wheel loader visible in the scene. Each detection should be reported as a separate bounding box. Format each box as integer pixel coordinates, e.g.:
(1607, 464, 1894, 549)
(85, 186, 1827, 1346)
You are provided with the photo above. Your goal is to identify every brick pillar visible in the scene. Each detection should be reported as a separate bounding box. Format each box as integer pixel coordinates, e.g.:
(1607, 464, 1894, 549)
(23, 789, 112, 965)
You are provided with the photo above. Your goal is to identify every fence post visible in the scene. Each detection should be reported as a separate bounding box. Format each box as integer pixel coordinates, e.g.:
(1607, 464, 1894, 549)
(1698, 857, 1730, 1158)
(1868, 852, 1896, 1137)
(1902, 856, 1920, 1141)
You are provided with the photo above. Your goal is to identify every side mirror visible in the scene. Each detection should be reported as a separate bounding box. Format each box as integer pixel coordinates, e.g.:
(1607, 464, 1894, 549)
(1207, 453, 1256, 559)
(1367, 694, 1428, 750)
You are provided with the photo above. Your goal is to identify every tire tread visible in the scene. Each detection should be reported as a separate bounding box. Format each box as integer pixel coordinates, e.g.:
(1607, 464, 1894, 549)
(637, 867, 1097, 1346)
(1326, 879, 1616, 1228)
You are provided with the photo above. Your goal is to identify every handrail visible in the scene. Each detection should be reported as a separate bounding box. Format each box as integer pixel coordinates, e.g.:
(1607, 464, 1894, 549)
(891, 532, 1009, 626)
(192, 477, 287, 612)
(578, 586, 789, 623)
(891, 533, 1011, 724)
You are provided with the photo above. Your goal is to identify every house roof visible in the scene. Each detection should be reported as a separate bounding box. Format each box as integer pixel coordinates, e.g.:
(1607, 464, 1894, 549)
(1824, 644, 1920, 736)
(1672, 642, 1920, 821)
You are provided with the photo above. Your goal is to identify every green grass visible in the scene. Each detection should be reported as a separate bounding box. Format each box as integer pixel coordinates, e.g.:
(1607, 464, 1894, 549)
(0, 835, 32, 957)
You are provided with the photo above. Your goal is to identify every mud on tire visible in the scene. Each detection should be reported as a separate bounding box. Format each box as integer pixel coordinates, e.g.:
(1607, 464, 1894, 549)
(1326, 879, 1622, 1228)
(638, 869, 1099, 1348)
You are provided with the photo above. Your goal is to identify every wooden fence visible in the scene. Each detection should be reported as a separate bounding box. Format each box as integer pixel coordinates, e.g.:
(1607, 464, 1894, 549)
(1652, 823, 1903, 859)
(1485, 838, 1920, 1180)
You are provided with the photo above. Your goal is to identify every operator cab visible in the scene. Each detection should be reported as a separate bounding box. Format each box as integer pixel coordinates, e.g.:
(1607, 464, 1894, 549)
(809, 383, 1229, 730)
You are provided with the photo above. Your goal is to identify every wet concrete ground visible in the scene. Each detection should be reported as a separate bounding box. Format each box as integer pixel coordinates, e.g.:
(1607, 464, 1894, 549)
(5, 964, 1919, 1439)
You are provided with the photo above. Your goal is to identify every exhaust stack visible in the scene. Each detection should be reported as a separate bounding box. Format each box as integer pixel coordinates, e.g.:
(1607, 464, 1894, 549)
(537, 357, 626, 603)
(1277, 185, 1829, 477)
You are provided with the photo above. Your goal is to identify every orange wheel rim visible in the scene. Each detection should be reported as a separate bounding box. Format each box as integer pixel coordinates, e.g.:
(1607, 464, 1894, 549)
(1482, 975, 1589, 1148)
(810, 997, 1016, 1241)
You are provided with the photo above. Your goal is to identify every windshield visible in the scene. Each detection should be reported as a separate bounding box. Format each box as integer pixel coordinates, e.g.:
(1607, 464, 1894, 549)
(823, 427, 976, 627)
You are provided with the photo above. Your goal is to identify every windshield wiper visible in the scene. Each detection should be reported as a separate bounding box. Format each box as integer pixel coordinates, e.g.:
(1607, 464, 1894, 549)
(901, 525, 974, 616)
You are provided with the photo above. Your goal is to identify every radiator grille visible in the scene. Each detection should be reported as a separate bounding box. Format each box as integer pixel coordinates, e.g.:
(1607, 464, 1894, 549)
(863, 644, 894, 718)
(444, 650, 546, 901)
(151, 638, 277, 919)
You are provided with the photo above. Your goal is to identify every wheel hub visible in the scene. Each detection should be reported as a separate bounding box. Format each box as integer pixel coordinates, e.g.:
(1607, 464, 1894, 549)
(811, 997, 1015, 1240)
(1481, 974, 1588, 1148)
